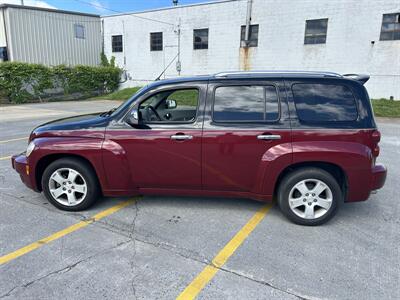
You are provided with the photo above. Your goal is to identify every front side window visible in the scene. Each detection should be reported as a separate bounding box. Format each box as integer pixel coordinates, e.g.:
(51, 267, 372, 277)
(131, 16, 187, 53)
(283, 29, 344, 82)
(213, 85, 280, 122)
(112, 35, 123, 52)
(304, 19, 328, 44)
(193, 28, 209, 49)
(380, 13, 400, 41)
(74, 24, 85, 39)
(139, 88, 199, 123)
(150, 32, 163, 51)
(240, 24, 259, 47)
(292, 83, 358, 122)
(0, 47, 8, 61)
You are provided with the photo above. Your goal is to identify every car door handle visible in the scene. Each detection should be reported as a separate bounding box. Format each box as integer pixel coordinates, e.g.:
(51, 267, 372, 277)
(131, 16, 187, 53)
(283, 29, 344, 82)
(170, 134, 193, 140)
(257, 134, 281, 140)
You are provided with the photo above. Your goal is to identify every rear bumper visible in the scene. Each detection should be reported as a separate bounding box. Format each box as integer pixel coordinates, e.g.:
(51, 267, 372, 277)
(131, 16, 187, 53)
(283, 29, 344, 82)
(11, 153, 38, 192)
(371, 164, 387, 191)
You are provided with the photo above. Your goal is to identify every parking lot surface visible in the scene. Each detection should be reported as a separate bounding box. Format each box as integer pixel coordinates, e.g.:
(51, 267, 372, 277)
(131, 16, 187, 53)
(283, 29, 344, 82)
(0, 100, 399, 300)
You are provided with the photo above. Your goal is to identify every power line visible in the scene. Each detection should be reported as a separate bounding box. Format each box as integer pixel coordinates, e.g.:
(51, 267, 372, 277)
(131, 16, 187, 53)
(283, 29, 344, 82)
(72, 0, 176, 26)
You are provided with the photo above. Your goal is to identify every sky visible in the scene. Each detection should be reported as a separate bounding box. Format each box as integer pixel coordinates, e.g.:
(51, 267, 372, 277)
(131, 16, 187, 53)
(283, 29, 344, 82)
(0, 0, 220, 15)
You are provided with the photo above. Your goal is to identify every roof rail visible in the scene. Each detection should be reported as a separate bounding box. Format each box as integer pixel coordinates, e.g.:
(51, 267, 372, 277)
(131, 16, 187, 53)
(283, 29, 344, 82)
(342, 74, 370, 84)
(214, 70, 342, 78)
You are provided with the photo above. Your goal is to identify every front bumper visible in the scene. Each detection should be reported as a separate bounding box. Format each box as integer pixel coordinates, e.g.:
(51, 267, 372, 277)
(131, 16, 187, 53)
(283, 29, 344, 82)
(11, 153, 38, 191)
(371, 164, 387, 191)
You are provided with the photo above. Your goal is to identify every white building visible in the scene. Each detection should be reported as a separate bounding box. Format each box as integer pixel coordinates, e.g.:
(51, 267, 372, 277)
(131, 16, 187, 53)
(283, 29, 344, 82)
(0, 4, 101, 66)
(102, 0, 400, 99)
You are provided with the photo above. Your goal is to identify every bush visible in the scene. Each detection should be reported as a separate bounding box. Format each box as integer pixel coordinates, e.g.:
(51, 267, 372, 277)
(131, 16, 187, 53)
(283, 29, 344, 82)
(0, 62, 121, 103)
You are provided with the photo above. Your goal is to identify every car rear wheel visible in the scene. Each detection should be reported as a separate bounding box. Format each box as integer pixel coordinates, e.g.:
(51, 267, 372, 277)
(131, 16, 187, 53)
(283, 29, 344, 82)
(42, 158, 99, 211)
(278, 168, 342, 226)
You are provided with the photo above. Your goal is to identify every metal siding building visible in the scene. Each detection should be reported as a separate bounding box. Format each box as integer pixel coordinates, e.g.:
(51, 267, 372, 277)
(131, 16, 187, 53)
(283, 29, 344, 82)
(0, 4, 101, 66)
(102, 0, 400, 99)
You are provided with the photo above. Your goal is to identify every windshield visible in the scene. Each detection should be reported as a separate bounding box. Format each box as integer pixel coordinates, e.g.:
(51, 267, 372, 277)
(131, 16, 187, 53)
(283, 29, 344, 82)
(107, 85, 148, 117)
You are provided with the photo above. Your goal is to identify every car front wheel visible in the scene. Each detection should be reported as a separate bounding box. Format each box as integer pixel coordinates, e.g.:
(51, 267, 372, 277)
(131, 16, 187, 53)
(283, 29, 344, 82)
(42, 158, 99, 211)
(278, 168, 342, 226)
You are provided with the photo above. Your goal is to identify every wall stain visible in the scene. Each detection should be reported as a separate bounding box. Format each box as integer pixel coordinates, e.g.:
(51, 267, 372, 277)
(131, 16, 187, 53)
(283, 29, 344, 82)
(240, 47, 251, 71)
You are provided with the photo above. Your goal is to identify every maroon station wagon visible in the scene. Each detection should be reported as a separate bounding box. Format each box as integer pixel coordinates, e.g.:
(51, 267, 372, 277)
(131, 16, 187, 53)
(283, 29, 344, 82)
(12, 71, 387, 225)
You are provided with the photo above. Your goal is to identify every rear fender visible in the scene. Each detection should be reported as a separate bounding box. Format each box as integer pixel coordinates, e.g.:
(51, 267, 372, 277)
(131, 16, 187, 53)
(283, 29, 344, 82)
(258, 142, 293, 195)
(291, 141, 373, 201)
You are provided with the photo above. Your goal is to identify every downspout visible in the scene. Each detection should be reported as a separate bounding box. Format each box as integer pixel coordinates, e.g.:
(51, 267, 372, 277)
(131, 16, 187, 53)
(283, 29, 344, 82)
(244, 0, 253, 47)
(177, 18, 181, 76)
(101, 19, 104, 54)
(122, 19, 126, 68)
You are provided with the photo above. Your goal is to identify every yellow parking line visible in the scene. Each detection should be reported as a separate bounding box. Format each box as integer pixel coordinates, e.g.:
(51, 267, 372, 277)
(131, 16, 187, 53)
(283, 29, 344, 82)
(0, 137, 26, 144)
(0, 156, 11, 161)
(0, 198, 136, 265)
(176, 203, 273, 300)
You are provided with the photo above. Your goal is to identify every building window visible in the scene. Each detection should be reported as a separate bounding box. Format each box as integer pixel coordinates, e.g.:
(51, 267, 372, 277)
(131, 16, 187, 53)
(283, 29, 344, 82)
(112, 35, 123, 52)
(240, 24, 258, 47)
(74, 24, 85, 39)
(304, 19, 328, 44)
(380, 13, 400, 41)
(193, 28, 208, 49)
(0, 47, 8, 61)
(150, 32, 163, 51)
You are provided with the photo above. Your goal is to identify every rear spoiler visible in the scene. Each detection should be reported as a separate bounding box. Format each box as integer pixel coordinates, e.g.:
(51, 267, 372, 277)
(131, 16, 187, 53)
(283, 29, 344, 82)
(342, 74, 370, 85)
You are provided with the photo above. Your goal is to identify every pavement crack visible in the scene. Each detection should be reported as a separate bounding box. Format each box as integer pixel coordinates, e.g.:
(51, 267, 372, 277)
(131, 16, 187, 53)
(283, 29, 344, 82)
(128, 200, 140, 300)
(215, 266, 312, 300)
(0, 239, 131, 299)
(1, 194, 312, 299)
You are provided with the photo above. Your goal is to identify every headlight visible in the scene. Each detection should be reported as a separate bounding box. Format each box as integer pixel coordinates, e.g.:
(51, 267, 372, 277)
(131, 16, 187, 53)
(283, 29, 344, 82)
(26, 141, 36, 157)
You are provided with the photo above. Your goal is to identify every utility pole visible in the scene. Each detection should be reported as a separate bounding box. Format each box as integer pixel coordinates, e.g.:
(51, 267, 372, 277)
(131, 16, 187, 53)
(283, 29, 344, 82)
(21, 0, 24, 5)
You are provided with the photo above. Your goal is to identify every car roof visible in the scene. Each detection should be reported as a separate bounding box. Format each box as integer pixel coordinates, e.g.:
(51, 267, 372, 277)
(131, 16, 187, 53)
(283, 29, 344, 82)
(150, 71, 369, 87)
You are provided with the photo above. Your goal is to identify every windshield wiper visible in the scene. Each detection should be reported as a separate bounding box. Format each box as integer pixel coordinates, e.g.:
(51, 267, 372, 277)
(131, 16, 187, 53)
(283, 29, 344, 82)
(100, 108, 117, 117)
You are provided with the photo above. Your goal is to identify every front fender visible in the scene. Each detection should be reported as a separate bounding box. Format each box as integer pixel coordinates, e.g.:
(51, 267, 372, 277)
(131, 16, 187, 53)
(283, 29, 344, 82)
(101, 139, 136, 194)
(29, 137, 108, 192)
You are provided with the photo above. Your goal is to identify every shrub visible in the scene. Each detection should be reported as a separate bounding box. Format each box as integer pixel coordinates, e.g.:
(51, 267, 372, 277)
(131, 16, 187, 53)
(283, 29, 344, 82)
(0, 62, 121, 103)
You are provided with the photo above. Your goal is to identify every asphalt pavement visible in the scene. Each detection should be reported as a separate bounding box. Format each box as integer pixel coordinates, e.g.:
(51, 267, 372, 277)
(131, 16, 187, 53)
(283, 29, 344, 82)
(0, 100, 399, 300)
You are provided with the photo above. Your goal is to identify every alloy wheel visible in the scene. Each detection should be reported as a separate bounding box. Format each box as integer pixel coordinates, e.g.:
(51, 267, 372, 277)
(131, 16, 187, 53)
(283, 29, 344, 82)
(288, 179, 333, 219)
(48, 168, 87, 206)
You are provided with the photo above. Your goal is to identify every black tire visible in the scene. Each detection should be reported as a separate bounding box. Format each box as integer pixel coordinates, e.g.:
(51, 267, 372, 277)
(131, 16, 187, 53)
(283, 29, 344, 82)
(41, 157, 100, 211)
(278, 168, 342, 226)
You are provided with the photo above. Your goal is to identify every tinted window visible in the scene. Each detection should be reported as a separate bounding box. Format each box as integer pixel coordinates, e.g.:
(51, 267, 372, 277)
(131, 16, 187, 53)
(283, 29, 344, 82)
(292, 83, 358, 122)
(304, 19, 328, 44)
(112, 35, 123, 52)
(150, 32, 163, 51)
(193, 28, 209, 49)
(213, 85, 279, 122)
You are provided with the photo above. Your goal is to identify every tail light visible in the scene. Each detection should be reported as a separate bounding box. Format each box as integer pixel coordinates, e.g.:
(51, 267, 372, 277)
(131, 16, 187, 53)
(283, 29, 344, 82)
(371, 130, 381, 157)
(372, 130, 381, 143)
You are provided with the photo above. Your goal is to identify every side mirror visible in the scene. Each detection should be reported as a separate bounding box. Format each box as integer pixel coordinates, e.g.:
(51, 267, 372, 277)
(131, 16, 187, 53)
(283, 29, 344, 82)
(126, 108, 140, 126)
(165, 99, 177, 109)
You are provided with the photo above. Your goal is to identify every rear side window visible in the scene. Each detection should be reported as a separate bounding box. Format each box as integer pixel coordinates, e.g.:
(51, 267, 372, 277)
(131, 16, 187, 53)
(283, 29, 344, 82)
(213, 85, 279, 122)
(292, 83, 358, 122)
